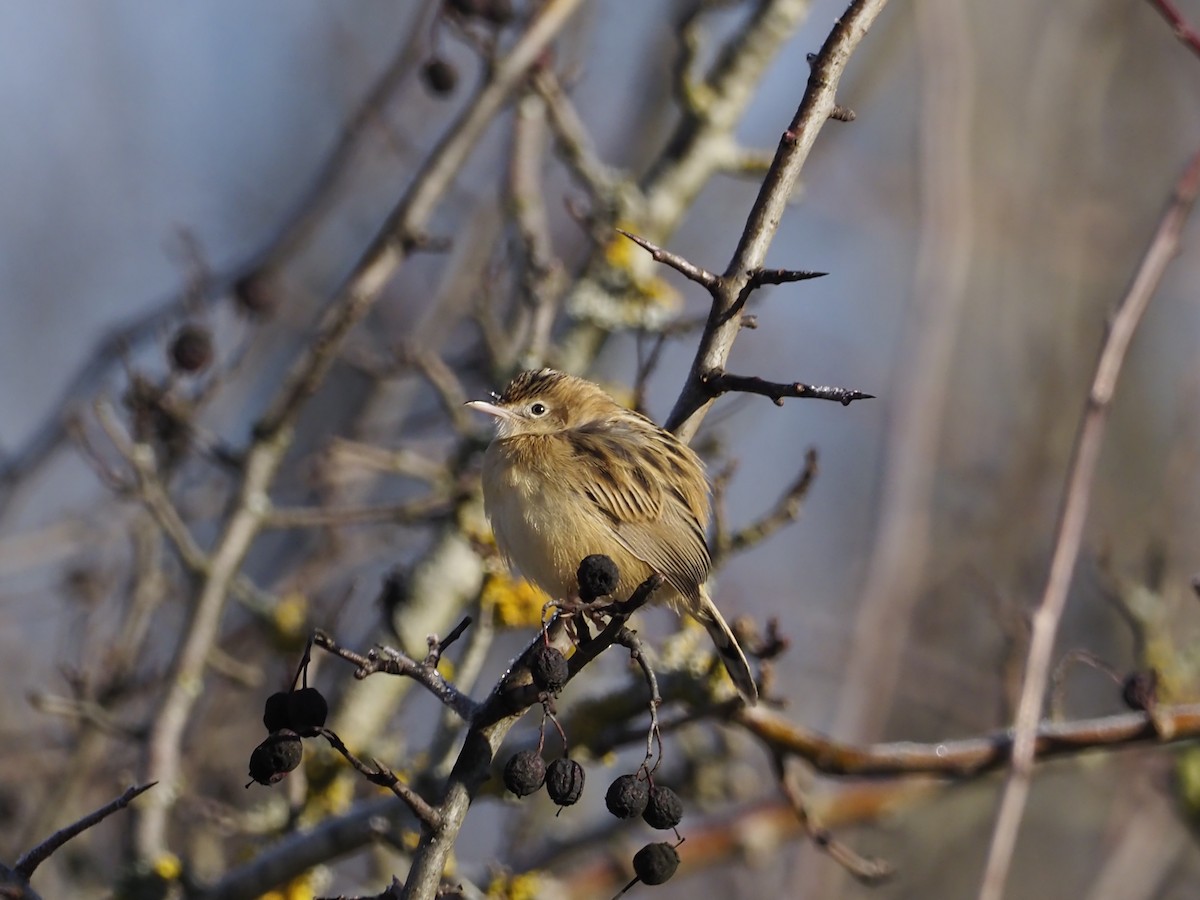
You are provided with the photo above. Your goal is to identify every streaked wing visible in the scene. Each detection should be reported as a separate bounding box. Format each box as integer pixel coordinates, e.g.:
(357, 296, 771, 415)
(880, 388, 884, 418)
(565, 420, 711, 596)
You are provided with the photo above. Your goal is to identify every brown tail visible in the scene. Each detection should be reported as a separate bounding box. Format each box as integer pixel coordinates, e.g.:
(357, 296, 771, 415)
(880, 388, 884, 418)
(695, 591, 758, 705)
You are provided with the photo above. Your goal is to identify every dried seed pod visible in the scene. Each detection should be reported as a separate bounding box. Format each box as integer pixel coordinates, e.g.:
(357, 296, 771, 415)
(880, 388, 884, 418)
(632, 842, 680, 886)
(529, 644, 569, 693)
(247, 730, 303, 786)
(546, 757, 585, 806)
(642, 785, 683, 830)
(503, 749, 546, 797)
(577, 555, 619, 602)
(605, 773, 648, 819)
(168, 324, 214, 374)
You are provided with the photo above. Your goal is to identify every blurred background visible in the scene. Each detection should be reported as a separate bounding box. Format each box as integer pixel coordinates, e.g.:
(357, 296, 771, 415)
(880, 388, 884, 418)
(2, 1, 1199, 898)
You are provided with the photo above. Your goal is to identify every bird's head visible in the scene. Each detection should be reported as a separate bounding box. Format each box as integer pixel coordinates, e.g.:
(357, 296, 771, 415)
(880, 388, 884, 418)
(467, 368, 618, 439)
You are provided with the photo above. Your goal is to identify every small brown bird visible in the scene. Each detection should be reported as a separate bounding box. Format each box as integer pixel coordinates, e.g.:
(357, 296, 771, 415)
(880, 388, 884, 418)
(468, 368, 757, 704)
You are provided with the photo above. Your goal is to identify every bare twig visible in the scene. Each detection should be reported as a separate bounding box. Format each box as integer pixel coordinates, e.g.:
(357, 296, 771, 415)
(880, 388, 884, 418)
(315, 728, 442, 830)
(1048, 650, 1121, 721)
(978, 145, 1200, 900)
(92, 399, 273, 615)
(533, 69, 627, 207)
(616, 628, 665, 773)
(262, 494, 459, 530)
(735, 702, 1200, 777)
(1145, 0, 1200, 59)
(717, 447, 819, 559)
(775, 754, 893, 883)
(399, 345, 473, 433)
(508, 83, 566, 368)
(312, 629, 479, 722)
(15, 783, 155, 878)
(427, 616, 473, 665)
(615, 230, 719, 290)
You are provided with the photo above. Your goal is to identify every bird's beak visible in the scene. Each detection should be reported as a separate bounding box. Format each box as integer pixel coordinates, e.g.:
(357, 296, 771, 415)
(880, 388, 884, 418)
(465, 399, 516, 421)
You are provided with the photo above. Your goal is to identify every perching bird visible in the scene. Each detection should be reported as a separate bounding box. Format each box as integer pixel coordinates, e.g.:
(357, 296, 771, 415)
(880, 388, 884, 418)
(468, 368, 757, 704)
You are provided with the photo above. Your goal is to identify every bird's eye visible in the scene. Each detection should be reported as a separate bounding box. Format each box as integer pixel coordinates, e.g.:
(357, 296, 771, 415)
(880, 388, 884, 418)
(529, 402, 548, 417)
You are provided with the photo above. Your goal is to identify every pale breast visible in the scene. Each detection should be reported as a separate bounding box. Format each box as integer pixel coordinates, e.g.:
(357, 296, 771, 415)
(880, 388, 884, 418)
(482, 437, 669, 602)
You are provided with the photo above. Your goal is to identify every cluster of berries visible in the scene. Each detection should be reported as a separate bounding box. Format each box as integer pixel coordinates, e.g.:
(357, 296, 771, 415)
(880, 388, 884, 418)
(246, 685, 328, 787)
(498, 555, 686, 889)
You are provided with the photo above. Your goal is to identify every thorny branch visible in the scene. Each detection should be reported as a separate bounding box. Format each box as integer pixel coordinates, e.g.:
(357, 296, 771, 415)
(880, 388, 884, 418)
(665, 0, 890, 443)
(701, 369, 874, 407)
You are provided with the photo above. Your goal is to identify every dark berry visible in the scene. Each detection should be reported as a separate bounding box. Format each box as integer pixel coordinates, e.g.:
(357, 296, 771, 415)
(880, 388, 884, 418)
(446, 0, 486, 16)
(421, 58, 458, 95)
(262, 691, 292, 732)
(577, 555, 619, 601)
(232, 272, 279, 319)
(1122, 669, 1158, 711)
(546, 757, 585, 806)
(479, 0, 514, 25)
(529, 644, 569, 693)
(632, 842, 680, 886)
(247, 730, 303, 786)
(287, 687, 328, 731)
(503, 749, 546, 797)
(642, 785, 683, 829)
(169, 324, 213, 373)
(605, 773, 648, 819)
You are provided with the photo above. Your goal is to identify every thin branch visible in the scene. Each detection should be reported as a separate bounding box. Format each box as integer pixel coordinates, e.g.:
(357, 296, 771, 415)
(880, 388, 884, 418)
(92, 399, 273, 615)
(533, 68, 627, 206)
(15, 783, 155, 878)
(1145, 0, 1200, 59)
(315, 728, 442, 831)
(398, 344, 473, 434)
(717, 447, 819, 559)
(615, 628, 665, 773)
(427, 616, 473, 665)
(262, 494, 458, 530)
(616, 229, 720, 290)
(978, 144, 1200, 900)
(774, 754, 893, 883)
(312, 629, 479, 722)
(701, 369, 874, 406)
(508, 82, 567, 367)
(735, 702, 1200, 777)
(324, 438, 451, 486)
